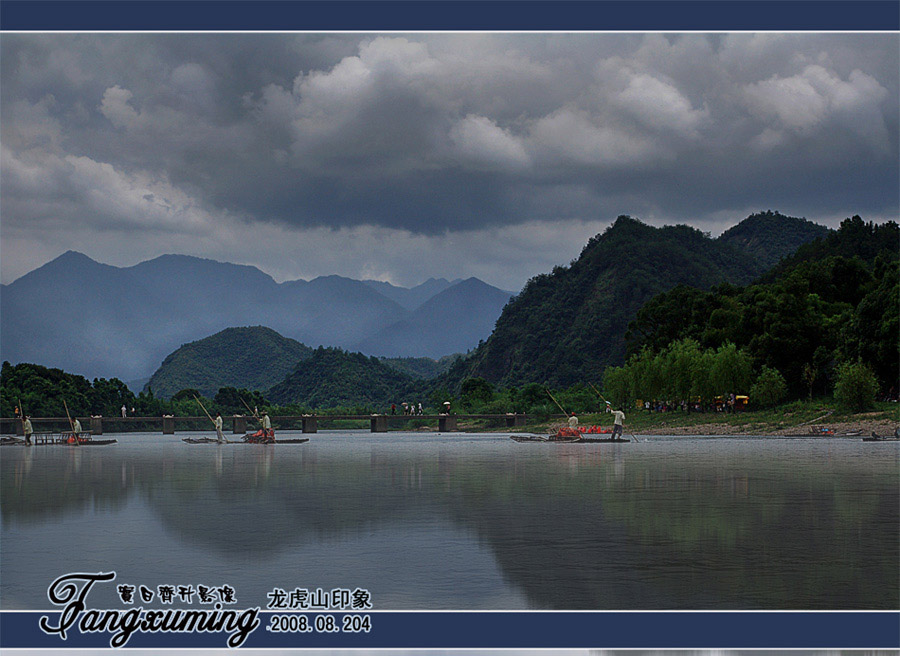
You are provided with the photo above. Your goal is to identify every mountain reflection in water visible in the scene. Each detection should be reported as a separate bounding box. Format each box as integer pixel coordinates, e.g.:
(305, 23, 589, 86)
(2, 433, 897, 610)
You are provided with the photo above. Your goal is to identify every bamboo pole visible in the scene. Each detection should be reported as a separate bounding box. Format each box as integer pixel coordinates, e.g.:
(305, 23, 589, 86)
(240, 397, 261, 422)
(588, 382, 612, 407)
(194, 395, 228, 442)
(63, 399, 79, 446)
(545, 388, 569, 416)
(18, 397, 27, 444)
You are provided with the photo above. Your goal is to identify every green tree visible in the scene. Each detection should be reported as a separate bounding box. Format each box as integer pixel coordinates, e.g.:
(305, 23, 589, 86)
(171, 388, 202, 402)
(802, 363, 816, 401)
(690, 349, 717, 406)
(662, 338, 703, 404)
(833, 361, 879, 412)
(709, 343, 753, 396)
(603, 366, 630, 409)
(460, 378, 495, 408)
(214, 387, 268, 413)
(750, 366, 788, 408)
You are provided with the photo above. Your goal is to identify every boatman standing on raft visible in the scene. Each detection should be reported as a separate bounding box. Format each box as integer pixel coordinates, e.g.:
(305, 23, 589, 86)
(23, 415, 34, 446)
(261, 410, 273, 442)
(66, 416, 83, 444)
(568, 412, 579, 429)
(215, 412, 225, 444)
(607, 406, 625, 440)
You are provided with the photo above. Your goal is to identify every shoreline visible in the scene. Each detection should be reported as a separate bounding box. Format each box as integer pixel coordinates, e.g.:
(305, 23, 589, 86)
(522, 413, 898, 438)
(634, 419, 896, 437)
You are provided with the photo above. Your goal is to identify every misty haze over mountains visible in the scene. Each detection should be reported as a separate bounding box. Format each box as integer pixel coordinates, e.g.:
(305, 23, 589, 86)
(0, 252, 513, 381)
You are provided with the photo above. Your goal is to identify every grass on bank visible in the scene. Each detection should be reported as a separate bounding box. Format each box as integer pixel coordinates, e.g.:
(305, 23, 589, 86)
(503, 399, 899, 435)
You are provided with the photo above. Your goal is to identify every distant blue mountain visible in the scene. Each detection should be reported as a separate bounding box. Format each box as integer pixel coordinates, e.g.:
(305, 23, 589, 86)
(0, 252, 511, 381)
(362, 277, 460, 311)
(355, 278, 514, 358)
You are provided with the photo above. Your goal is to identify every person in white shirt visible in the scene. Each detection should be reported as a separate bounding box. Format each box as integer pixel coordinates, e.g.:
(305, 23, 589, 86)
(261, 410, 273, 441)
(23, 416, 33, 445)
(567, 413, 579, 429)
(72, 417, 82, 434)
(607, 407, 626, 440)
(215, 412, 225, 444)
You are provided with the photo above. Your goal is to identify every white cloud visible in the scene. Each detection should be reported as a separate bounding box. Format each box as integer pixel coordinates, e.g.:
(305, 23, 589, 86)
(615, 72, 707, 136)
(100, 85, 141, 129)
(529, 107, 661, 166)
(742, 64, 890, 150)
(449, 114, 530, 170)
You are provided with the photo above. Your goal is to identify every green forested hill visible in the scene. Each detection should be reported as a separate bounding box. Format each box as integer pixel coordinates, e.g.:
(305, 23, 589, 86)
(718, 210, 829, 269)
(762, 214, 898, 281)
(627, 216, 899, 394)
(268, 347, 418, 408)
(147, 326, 313, 398)
(442, 216, 765, 388)
(1, 361, 137, 418)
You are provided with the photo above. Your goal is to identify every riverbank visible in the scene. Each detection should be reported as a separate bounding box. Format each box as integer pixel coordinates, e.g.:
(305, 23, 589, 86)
(524, 400, 899, 437)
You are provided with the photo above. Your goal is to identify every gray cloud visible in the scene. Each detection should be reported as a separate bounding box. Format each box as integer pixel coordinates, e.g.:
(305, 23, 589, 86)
(1, 33, 897, 286)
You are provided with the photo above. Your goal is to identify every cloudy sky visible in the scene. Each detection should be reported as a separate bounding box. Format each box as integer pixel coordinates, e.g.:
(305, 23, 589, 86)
(2, 33, 897, 290)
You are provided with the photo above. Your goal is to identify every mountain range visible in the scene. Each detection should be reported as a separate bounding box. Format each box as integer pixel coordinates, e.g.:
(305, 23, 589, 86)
(440, 211, 831, 388)
(0, 254, 512, 381)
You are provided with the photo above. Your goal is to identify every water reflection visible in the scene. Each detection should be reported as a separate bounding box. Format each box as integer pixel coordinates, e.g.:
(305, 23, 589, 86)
(2, 434, 897, 609)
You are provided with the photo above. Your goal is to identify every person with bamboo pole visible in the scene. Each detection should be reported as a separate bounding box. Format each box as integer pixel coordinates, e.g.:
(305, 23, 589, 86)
(546, 389, 580, 440)
(607, 406, 626, 441)
(23, 415, 34, 446)
(194, 395, 228, 444)
(18, 398, 33, 445)
(214, 412, 225, 444)
(63, 400, 80, 446)
(260, 410, 273, 442)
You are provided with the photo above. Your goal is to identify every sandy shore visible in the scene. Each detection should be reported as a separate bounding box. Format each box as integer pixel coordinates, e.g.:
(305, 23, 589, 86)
(637, 419, 897, 436)
(544, 417, 898, 437)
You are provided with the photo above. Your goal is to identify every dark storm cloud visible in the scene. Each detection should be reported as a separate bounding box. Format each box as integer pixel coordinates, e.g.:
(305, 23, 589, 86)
(1, 33, 897, 285)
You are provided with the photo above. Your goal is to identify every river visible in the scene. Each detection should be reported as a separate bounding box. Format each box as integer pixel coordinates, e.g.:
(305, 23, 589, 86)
(1, 432, 897, 610)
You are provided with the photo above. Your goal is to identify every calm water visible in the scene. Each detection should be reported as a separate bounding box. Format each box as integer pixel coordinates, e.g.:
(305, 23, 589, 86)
(1, 432, 897, 610)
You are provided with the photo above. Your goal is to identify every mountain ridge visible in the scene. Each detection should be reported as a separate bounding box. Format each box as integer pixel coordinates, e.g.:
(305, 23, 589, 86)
(1, 252, 511, 381)
(438, 212, 830, 389)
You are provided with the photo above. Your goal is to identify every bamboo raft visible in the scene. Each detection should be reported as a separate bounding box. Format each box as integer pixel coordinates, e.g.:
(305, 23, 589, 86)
(863, 431, 900, 442)
(510, 434, 630, 443)
(1, 432, 117, 446)
(182, 436, 310, 445)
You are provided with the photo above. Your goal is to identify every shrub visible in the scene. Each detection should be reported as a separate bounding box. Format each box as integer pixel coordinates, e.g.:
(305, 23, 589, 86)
(833, 361, 879, 412)
(750, 366, 787, 408)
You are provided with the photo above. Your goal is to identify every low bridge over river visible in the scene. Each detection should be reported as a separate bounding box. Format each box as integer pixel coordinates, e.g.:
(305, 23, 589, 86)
(1, 413, 536, 435)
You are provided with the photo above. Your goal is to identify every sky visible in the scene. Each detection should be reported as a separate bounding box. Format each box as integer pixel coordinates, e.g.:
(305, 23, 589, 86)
(1, 33, 897, 290)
